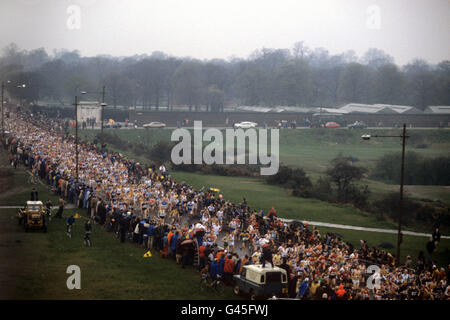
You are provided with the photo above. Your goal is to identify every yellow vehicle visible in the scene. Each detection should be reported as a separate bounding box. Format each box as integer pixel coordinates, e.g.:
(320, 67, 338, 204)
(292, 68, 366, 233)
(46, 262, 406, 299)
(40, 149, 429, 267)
(18, 201, 47, 232)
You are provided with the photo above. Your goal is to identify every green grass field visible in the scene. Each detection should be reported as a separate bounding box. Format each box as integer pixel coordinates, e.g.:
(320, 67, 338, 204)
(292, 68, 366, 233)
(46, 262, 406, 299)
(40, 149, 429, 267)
(77, 127, 450, 205)
(0, 150, 238, 299)
(0, 206, 239, 300)
(77, 127, 450, 227)
(0, 146, 449, 299)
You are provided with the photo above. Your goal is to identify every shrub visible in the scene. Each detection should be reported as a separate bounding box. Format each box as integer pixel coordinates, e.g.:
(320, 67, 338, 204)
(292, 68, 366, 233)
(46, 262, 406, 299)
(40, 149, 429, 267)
(309, 176, 333, 202)
(326, 157, 367, 202)
(266, 165, 312, 190)
(372, 193, 421, 226)
(372, 151, 450, 185)
(150, 141, 175, 165)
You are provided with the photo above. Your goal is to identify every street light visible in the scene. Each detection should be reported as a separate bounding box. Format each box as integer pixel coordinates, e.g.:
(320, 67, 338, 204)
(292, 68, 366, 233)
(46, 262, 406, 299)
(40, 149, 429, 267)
(361, 124, 409, 265)
(73, 95, 79, 182)
(1, 80, 26, 137)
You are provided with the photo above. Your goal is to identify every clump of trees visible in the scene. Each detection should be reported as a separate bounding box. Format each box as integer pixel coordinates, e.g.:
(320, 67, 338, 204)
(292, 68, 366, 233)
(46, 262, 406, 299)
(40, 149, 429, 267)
(174, 163, 259, 177)
(265, 158, 369, 210)
(266, 165, 312, 196)
(95, 133, 174, 166)
(372, 151, 450, 185)
(325, 157, 368, 205)
(372, 193, 450, 229)
(1, 42, 449, 110)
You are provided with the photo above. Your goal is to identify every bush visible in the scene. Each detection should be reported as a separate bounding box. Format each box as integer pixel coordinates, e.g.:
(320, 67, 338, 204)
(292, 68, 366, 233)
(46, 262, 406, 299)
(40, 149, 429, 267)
(308, 176, 333, 202)
(326, 157, 367, 202)
(372, 193, 421, 226)
(150, 141, 175, 165)
(132, 143, 150, 156)
(173, 163, 258, 177)
(372, 151, 450, 185)
(345, 184, 370, 209)
(266, 166, 312, 190)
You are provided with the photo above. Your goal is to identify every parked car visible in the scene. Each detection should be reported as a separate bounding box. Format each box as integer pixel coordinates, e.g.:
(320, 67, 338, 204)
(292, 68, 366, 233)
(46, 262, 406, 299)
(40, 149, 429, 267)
(233, 264, 288, 300)
(324, 121, 341, 128)
(103, 122, 122, 129)
(347, 121, 367, 129)
(143, 122, 166, 128)
(234, 121, 257, 129)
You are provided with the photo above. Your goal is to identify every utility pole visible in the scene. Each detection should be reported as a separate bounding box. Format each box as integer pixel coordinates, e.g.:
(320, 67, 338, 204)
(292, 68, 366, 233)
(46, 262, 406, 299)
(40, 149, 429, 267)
(1, 82, 4, 138)
(74, 95, 79, 182)
(361, 124, 409, 265)
(101, 85, 105, 135)
(397, 124, 406, 264)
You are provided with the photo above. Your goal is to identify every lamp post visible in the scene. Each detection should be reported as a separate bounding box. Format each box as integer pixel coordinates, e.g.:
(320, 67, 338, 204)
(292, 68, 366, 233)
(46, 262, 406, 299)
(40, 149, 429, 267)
(1, 82, 4, 138)
(2, 81, 26, 137)
(362, 124, 409, 265)
(74, 95, 79, 182)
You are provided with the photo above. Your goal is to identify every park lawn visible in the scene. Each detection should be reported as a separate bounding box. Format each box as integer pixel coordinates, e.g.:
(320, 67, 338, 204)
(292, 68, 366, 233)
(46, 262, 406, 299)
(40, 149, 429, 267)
(0, 151, 237, 299)
(0, 207, 237, 300)
(171, 171, 399, 230)
(171, 170, 450, 235)
(78, 127, 450, 204)
(317, 226, 450, 268)
(0, 151, 61, 206)
(77, 127, 450, 232)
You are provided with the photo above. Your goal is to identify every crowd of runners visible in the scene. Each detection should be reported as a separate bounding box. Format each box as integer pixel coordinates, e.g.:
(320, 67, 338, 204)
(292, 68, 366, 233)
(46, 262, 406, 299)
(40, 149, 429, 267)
(3, 109, 449, 300)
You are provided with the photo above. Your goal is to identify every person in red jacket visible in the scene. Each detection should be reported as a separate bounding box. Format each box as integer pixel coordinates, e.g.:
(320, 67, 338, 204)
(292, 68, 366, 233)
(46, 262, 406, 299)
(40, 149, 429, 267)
(268, 207, 277, 221)
(198, 242, 207, 271)
(223, 255, 235, 285)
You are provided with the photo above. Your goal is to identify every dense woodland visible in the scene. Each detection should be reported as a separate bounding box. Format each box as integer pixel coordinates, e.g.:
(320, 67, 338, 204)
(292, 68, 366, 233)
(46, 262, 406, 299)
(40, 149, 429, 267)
(1, 42, 449, 110)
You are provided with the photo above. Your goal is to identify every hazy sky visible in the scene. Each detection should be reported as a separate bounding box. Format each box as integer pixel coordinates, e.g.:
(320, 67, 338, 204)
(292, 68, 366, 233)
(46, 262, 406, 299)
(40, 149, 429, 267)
(1, 0, 449, 65)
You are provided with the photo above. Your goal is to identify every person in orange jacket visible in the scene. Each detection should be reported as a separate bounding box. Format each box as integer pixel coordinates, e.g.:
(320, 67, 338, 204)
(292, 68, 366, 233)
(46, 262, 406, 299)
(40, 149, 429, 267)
(336, 283, 346, 299)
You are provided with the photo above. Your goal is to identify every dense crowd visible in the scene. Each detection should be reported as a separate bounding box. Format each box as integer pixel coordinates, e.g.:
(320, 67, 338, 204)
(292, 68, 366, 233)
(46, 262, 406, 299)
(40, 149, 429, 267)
(3, 110, 449, 300)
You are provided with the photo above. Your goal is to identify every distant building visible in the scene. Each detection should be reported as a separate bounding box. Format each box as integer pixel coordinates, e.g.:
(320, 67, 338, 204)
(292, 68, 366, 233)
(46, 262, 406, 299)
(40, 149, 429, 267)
(77, 101, 101, 124)
(424, 106, 450, 114)
(373, 104, 422, 114)
(339, 103, 422, 114)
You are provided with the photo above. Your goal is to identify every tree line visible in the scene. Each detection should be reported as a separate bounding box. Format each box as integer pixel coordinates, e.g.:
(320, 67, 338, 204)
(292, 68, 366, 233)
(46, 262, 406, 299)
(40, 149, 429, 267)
(1, 42, 449, 110)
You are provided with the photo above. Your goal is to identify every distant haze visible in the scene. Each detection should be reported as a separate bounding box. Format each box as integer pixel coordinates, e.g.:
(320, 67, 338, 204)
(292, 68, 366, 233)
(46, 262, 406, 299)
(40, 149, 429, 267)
(0, 0, 449, 65)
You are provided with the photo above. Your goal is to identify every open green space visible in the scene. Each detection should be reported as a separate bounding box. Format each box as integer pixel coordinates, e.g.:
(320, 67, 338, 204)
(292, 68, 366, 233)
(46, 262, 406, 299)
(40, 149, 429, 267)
(77, 128, 450, 205)
(0, 154, 237, 299)
(76, 127, 450, 232)
(0, 142, 449, 299)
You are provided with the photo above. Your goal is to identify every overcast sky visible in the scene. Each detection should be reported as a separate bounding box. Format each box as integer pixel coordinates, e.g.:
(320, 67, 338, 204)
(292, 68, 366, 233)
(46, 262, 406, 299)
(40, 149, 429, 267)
(1, 0, 449, 65)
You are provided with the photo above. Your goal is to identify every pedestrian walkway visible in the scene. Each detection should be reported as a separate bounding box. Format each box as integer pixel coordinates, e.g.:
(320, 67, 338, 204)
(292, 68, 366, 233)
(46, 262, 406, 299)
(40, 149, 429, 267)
(277, 217, 450, 239)
(1, 202, 446, 239)
(0, 204, 76, 210)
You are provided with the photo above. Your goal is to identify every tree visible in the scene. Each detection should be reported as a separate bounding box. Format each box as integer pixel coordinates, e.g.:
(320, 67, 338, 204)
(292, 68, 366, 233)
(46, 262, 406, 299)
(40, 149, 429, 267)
(326, 157, 367, 202)
(104, 72, 134, 108)
(338, 62, 373, 103)
(403, 59, 436, 109)
(1, 42, 448, 111)
(6, 70, 42, 103)
(173, 61, 204, 111)
(274, 59, 313, 106)
(434, 60, 450, 106)
(204, 86, 225, 112)
(362, 48, 394, 68)
(292, 41, 310, 60)
(374, 63, 405, 104)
